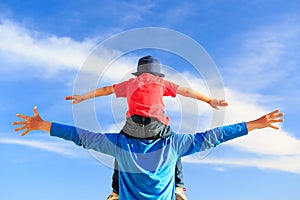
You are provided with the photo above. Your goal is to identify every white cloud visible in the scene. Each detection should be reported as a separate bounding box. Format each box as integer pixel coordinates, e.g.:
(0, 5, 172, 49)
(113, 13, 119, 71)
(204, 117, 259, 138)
(0, 137, 83, 157)
(0, 18, 139, 82)
(101, 68, 300, 174)
(183, 155, 300, 175)
(183, 87, 300, 175)
(0, 19, 94, 71)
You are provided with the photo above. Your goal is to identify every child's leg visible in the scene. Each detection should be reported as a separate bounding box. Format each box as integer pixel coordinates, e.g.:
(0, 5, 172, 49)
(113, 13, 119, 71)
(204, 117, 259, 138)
(111, 159, 119, 194)
(175, 158, 185, 187)
(122, 116, 169, 139)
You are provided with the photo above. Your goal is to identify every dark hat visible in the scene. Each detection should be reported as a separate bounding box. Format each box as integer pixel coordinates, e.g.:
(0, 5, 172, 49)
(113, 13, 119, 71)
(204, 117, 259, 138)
(132, 56, 165, 77)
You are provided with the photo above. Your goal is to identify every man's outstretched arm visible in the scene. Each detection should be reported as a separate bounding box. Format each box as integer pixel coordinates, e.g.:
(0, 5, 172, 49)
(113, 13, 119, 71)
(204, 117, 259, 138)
(176, 110, 284, 156)
(13, 107, 283, 136)
(13, 106, 118, 156)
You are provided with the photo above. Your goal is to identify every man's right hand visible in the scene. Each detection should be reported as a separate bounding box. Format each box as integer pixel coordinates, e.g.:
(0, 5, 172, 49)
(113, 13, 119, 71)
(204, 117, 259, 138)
(246, 110, 284, 132)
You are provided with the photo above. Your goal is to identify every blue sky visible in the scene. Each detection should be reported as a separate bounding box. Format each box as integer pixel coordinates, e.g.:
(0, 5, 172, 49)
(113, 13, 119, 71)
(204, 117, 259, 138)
(0, 0, 299, 199)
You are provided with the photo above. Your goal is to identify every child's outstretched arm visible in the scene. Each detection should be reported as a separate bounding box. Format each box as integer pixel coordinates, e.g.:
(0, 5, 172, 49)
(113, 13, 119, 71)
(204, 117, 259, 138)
(176, 86, 228, 109)
(66, 86, 114, 104)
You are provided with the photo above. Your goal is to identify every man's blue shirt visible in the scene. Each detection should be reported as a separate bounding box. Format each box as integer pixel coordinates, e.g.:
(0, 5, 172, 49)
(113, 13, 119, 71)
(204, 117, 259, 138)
(50, 122, 248, 200)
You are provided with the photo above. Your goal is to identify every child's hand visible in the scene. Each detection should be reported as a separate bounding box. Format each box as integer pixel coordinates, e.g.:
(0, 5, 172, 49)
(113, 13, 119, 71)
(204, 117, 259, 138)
(209, 99, 228, 110)
(65, 95, 84, 104)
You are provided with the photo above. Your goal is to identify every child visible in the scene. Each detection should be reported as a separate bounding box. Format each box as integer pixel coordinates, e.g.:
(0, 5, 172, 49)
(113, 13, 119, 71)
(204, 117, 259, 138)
(66, 55, 228, 200)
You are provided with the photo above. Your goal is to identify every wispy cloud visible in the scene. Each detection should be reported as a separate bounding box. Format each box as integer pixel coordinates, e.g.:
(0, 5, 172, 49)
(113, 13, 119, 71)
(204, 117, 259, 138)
(158, 1, 197, 27)
(116, 1, 156, 26)
(0, 137, 83, 157)
(183, 155, 300, 175)
(223, 15, 300, 93)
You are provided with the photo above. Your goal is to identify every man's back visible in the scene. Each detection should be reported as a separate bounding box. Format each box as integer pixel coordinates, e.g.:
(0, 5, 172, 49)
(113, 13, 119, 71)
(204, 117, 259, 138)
(50, 122, 248, 199)
(115, 134, 179, 199)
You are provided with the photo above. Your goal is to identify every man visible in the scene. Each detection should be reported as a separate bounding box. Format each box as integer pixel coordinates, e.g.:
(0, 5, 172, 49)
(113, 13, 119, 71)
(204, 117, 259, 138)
(13, 107, 283, 199)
